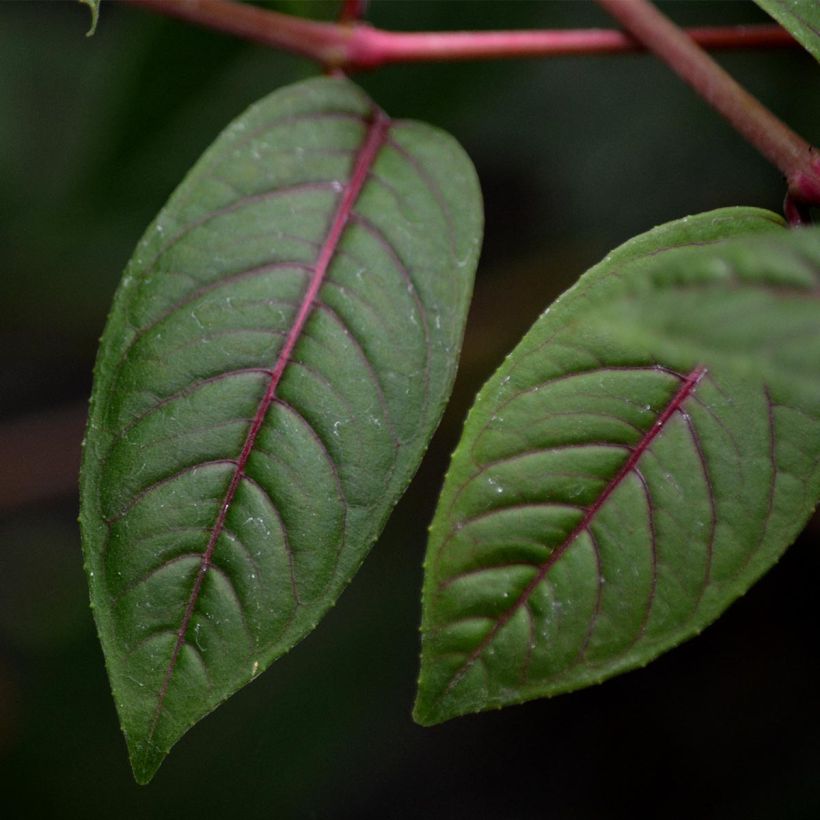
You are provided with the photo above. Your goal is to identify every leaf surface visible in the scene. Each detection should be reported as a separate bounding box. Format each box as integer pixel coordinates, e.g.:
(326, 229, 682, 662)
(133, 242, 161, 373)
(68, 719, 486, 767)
(754, 0, 820, 61)
(415, 209, 820, 725)
(80, 76, 482, 782)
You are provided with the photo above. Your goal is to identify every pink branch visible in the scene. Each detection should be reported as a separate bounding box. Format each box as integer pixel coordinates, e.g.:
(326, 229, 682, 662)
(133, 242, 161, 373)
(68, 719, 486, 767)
(596, 0, 820, 222)
(123, 0, 816, 219)
(124, 0, 796, 70)
(344, 25, 797, 67)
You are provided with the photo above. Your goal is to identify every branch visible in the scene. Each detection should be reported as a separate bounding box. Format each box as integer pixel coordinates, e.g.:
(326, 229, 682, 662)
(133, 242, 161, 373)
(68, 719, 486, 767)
(596, 0, 820, 223)
(124, 0, 797, 70)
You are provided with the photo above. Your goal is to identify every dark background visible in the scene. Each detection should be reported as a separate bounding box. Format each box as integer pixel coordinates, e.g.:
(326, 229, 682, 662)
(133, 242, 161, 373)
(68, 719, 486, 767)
(1, 1, 818, 816)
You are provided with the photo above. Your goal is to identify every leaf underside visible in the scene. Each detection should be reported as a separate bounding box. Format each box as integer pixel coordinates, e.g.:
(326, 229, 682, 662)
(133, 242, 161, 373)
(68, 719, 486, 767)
(80, 77, 482, 782)
(753, 0, 820, 61)
(415, 209, 820, 726)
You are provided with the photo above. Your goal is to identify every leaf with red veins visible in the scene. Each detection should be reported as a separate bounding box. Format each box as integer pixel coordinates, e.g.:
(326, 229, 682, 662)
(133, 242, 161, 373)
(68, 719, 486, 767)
(416, 208, 820, 725)
(80, 77, 482, 782)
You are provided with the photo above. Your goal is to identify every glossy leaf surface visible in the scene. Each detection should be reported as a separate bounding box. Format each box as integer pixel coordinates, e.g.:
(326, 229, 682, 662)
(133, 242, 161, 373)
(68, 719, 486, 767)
(80, 77, 482, 782)
(754, 0, 820, 60)
(416, 209, 820, 725)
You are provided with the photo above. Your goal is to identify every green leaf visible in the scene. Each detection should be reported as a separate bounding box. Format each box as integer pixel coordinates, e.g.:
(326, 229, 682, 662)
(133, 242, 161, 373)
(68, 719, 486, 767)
(78, 0, 100, 37)
(753, 0, 820, 61)
(415, 208, 820, 725)
(80, 76, 482, 783)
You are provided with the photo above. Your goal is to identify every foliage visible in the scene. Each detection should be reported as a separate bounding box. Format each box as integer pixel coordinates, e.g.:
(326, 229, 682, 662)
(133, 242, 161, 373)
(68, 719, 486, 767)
(80, 76, 481, 783)
(71, 0, 820, 784)
(416, 209, 820, 723)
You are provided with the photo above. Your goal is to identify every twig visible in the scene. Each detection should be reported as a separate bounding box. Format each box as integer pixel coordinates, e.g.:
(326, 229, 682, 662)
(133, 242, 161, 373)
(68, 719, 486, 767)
(596, 0, 820, 222)
(123, 0, 796, 71)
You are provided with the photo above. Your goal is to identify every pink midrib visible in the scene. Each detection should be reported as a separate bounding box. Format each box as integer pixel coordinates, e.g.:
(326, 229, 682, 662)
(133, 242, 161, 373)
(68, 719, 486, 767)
(444, 365, 707, 696)
(148, 108, 391, 738)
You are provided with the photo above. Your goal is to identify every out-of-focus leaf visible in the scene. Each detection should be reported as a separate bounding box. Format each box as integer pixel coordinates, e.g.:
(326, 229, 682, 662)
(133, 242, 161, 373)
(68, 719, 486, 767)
(415, 209, 820, 725)
(754, 0, 820, 61)
(78, 0, 100, 36)
(80, 76, 482, 782)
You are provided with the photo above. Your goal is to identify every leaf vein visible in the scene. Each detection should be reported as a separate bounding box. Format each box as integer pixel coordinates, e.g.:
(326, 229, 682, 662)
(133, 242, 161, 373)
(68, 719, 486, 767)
(143, 109, 391, 744)
(437, 366, 707, 703)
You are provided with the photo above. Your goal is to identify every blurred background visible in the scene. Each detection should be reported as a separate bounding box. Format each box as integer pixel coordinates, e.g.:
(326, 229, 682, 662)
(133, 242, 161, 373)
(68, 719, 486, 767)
(1, 1, 818, 816)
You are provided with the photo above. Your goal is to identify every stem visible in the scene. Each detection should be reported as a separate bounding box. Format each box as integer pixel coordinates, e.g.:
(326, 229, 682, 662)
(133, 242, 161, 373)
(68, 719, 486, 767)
(596, 0, 820, 219)
(127, 0, 352, 66)
(343, 25, 796, 67)
(124, 0, 796, 70)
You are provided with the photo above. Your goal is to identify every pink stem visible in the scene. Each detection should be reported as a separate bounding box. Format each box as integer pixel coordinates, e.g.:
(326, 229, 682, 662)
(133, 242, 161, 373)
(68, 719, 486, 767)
(346, 25, 796, 67)
(596, 0, 820, 221)
(124, 0, 796, 70)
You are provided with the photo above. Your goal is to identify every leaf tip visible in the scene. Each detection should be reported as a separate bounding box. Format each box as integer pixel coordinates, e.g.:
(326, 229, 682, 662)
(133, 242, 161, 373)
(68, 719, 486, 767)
(411, 700, 434, 728)
(412, 680, 453, 727)
(127, 737, 167, 786)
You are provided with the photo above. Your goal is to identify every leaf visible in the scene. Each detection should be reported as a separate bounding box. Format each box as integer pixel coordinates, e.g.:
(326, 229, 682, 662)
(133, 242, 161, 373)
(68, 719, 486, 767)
(753, 0, 820, 61)
(415, 208, 820, 726)
(80, 76, 482, 783)
(78, 0, 100, 37)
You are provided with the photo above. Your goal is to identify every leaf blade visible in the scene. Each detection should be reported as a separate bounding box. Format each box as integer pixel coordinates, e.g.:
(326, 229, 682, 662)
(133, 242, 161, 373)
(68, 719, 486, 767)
(80, 77, 482, 782)
(415, 209, 820, 725)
